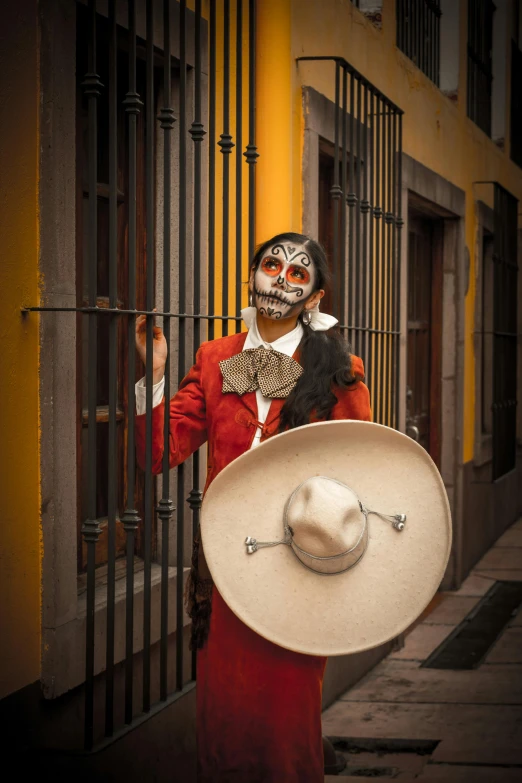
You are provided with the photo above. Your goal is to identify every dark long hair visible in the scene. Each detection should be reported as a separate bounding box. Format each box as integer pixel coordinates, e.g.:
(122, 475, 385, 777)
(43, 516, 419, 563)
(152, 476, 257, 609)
(249, 232, 359, 431)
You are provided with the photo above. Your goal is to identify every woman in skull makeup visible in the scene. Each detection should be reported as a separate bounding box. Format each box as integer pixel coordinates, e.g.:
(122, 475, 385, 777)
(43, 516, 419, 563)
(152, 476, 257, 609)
(134, 232, 371, 782)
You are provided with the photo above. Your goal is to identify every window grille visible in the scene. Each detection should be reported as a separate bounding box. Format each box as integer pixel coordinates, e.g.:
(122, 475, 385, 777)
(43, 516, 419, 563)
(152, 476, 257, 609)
(26, 0, 257, 751)
(396, 0, 442, 85)
(467, 0, 495, 135)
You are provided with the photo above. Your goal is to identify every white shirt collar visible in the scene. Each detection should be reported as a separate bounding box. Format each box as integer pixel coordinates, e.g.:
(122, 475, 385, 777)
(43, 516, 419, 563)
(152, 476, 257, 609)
(242, 306, 303, 357)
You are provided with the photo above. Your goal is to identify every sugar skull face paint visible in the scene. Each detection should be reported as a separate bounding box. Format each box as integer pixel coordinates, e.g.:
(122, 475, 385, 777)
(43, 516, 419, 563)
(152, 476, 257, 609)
(253, 242, 315, 320)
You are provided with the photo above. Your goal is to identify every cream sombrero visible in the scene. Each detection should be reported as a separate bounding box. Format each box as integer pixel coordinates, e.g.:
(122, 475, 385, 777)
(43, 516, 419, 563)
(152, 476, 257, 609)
(200, 420, 452, 656)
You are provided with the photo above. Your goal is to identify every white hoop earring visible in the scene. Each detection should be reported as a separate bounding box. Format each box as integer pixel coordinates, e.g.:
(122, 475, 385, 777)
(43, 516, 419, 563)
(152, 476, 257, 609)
(302, 310, 312, 326)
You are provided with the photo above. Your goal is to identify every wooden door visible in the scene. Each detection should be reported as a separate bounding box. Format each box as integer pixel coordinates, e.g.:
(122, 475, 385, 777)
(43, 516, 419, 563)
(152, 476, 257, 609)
(406, 214, 442, 467)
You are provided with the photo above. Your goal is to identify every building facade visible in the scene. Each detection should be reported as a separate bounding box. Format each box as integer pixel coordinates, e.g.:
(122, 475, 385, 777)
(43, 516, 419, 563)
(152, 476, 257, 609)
(1, 0, 521, 778)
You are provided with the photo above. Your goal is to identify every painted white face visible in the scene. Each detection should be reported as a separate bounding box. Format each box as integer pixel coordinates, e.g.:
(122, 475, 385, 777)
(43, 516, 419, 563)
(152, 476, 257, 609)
(253, 241, 315, 320)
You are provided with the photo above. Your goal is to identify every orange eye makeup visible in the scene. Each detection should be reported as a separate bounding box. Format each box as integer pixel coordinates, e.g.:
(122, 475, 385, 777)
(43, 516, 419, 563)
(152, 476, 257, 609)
(261, 257, 283, 276)
(287, 265, 310, 284)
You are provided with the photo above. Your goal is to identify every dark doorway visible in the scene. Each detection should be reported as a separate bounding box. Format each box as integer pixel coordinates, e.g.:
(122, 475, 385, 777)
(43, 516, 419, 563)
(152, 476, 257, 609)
(318, 147, 339, 319)
(406, 211, 443, 468)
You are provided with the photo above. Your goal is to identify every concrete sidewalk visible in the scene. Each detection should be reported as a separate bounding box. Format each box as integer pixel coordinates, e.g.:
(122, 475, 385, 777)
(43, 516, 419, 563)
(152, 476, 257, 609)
(322, 517, 522, 782)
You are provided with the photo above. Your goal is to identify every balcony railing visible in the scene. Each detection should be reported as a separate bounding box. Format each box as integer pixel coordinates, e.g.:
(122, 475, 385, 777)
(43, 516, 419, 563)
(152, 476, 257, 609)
(298, 57, 404, 428)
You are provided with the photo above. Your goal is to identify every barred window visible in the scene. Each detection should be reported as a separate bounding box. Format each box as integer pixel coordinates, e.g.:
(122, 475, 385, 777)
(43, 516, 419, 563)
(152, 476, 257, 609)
(76, 7, 154, 573)
(396, 0, 442, 85)
(467, 0, 495, 135)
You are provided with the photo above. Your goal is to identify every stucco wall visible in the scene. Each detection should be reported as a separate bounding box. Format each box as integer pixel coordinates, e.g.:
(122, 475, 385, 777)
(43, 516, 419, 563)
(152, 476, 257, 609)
(0, 0, 41, 699)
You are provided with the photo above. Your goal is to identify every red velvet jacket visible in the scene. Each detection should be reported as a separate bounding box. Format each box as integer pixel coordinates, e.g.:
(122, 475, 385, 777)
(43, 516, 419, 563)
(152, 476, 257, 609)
(135, 331, 372, 490)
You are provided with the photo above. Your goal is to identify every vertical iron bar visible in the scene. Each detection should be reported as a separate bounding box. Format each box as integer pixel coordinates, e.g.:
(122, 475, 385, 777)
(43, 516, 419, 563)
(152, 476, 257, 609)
(493, 183, 499, 478)
(397, 0, 402, 52)
(355, 77, 362, 358)
(425, 0, 428, 75)
(245, 0, 258, 264)
(432, 1, 435, 84)
(408, 0, 415, 60)
(425, 1, 429, 79)
(396, 113, 403, 430)
(378, 99, 386, 424)
(403, 0, 407, 54)
(373, 94, 381, 421)
(340, 67, 348, 329)
(348, 72, 355, 348)
(189, 0, 204, 682)
(410, 0, 414, 63)
(105, 0, 117, 738)
(122, 0, 141, 727)
(81, 0, 102, 751)
(511, 193, 518, 472)
(208, 0, 216, 340)
(177, 0, 188, 693)
(402, 0, 406, 52)
(235, 0, 243, 329)
(416, 0, 421, 67)
(435, 2, 440, 87)
(158, 0, 176, 704)
(391, 110, 398, 429)
(386, 103, 392, 426)
(220, 0, 233, 336)
(433, 2, 437, 84)
(413, 0, 418, 68)
(433, 3, 441, 87)
(467, 0, 471, 121)
(407, 0, 413, 60)
(422, 0, 426, 76)
(417, 0, 421, 66)
(426, 1, 429, 77)
(332, 61, 341, 320)
(143, 0, 154, 714)
(361, 82, 369, 379)
(368, 88, 375, 407)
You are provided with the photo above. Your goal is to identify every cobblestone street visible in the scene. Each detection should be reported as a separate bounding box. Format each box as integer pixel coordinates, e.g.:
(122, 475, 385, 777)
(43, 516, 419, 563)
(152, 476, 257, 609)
(323, 518, 522, 782)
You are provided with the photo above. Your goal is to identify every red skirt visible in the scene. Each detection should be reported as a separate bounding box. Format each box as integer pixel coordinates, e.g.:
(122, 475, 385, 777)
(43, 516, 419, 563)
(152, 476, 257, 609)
(196, 589, 327, 782)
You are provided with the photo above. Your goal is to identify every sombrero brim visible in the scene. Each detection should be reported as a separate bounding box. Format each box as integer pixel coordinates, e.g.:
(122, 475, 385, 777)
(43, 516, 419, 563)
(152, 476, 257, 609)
(201, 420, 452, 656)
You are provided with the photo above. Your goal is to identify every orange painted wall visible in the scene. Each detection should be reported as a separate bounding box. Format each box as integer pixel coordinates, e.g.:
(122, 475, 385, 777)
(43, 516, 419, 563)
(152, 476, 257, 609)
(0, 0, 41, 699)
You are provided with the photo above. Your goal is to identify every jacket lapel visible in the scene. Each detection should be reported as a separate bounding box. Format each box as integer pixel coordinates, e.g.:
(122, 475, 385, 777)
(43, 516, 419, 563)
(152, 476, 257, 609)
(264, 397, 285, 429)
(238, 389, 258, 419)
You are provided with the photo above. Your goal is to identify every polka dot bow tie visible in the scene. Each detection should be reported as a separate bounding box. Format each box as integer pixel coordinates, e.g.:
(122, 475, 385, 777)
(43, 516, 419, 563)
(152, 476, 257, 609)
(219, 347, 303, 399)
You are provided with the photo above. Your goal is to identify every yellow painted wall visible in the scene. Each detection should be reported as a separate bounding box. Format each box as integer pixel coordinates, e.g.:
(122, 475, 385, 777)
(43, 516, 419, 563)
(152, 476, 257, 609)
(0, 0, 41, 699)
(277, 0, 522, 462)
